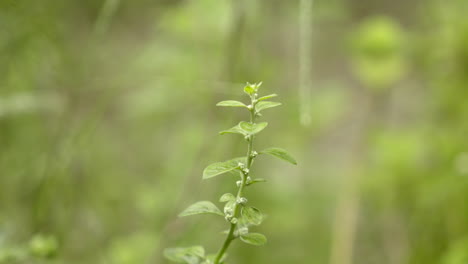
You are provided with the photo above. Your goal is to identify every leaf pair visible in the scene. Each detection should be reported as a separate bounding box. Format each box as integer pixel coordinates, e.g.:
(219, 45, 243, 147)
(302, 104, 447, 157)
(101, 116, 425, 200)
(216, 100, 281, 113)
(202, 148, 297, 181)
(220, 121, 268, 137)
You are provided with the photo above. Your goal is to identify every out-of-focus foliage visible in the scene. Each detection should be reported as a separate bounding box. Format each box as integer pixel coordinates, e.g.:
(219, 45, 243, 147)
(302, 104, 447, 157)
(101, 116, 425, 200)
(0, 0, 467, 263)
(350, 16, 407, 90)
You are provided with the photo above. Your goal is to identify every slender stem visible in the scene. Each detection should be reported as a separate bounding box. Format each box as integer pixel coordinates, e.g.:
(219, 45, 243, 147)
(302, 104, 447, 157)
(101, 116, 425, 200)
(213, 95, 256, 264)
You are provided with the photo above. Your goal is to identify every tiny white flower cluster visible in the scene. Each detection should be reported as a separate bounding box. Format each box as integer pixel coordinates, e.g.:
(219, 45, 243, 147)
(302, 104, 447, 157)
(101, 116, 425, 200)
(237, 197, 248, 205)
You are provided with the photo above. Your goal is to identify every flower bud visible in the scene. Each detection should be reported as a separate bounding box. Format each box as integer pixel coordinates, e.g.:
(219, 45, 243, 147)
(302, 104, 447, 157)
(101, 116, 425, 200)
(224, 207, 233, 216)
(237, 197, 248, 205)
(238, 227, 249, 235)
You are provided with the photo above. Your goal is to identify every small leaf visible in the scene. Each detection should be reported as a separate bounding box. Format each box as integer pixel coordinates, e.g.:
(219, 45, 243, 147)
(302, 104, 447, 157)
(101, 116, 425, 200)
(216, 100, 248, 108)
(239, 121, 268, 135)
(164, 246, 205, 263)
(240, 233, 267, 246)
(247, 178, 267, 186)
(219, 193, 236, 202)
(255, 101, 281, 112)
(219, 124, 246, 136)
(257, 94, 278, 101)
(241, 206, 263, 226)
(179, 201, 223, 217)
(260, 147, 297, 165)
(203, 157, 244, 179)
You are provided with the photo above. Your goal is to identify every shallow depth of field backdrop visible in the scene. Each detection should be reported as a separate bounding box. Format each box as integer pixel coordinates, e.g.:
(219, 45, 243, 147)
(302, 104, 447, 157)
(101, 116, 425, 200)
(1, 0, 468, 263)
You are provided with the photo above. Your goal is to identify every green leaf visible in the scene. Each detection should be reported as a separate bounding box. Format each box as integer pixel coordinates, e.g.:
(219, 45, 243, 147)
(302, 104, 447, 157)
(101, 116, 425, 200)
(255, 101, 281, 112)
(203, 157, 244, 179)
(164, 246, 205, 263)
(257, 94, 278, 101)
(219, 193, 236, 202)
(241, 206, 263, 226)
(216, 100, 248, 108)
(260, 147, 297, 165)
(219, 124, 246, 136)
(240, 233, 267, 246)
(239, 121, 268, 135)
(179, 201, 223, 217)
(247, 178, 267, 186)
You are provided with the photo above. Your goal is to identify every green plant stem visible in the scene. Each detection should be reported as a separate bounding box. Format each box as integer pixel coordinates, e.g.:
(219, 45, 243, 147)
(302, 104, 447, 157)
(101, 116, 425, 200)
(213, 96, 257, 264)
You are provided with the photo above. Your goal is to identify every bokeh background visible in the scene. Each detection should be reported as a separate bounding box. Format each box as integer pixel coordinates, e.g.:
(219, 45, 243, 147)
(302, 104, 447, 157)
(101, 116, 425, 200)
(1, 0, 468, 263)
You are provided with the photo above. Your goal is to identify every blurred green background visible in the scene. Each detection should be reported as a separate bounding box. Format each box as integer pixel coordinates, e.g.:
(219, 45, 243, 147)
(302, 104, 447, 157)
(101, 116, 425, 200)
(1, 0, 468, 263)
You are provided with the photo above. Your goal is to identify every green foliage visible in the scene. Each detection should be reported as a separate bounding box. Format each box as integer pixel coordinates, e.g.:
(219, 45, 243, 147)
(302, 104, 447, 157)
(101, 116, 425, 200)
(351, 16, 407, 90)
(241, 206, 263, 226)
(165, 82, 296, 264)
(203, 157, 245, 179)
(164, 246, 205, 264)
(219, 121, 268, 137)
(260, 147, 298, 165)
(216, 100, 248, 108)
(441, 238, 468, 264)
(246, 178, 267, 186)
(0, 234, 58, 263)
(257, 94, 278, 101)
(28, 234, 58, 259)
(2, 1, 467, 264)
(106, 232, 157, 264)
(239, 233, 267, 246)
(243, 82, 262, 96)
(255, 101, 282, 112)
(179, 201, 224, 217)
(219, 193, 235, 203)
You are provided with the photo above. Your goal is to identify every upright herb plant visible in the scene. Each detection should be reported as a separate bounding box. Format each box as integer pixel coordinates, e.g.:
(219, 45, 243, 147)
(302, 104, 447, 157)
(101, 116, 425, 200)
(164, 82, 297, 264)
